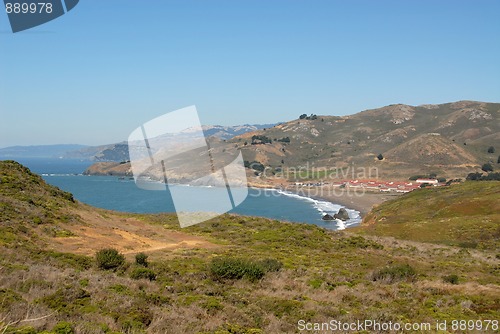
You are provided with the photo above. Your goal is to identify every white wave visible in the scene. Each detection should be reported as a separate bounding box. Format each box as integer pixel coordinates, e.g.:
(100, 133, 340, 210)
(275, 189, 362, 229)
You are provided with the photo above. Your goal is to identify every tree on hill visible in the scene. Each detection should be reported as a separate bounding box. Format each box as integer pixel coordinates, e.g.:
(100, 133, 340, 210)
(487, 146, 495, 153)
(299, 114, 307, 119)
(481, 163, 493, 172)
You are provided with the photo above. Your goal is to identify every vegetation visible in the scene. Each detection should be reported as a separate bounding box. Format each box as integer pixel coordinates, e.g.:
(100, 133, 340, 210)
(371, 264, 416, 283)
(95, 248, 125, 270)
(130, 267, 157, 281)
(135, 252, 148, 267)
(276, 136, 290, 143)
(377, 153, 384, 160)
(358, 181, 500, 249)
(482, 162, 494, 172)
(299, 113, 318, 120)
(488, 146, 495, 153)
(466, 172, 500, 181)
(250, 135, 272, 145)
(1, 161, 499, 333)
(244, 160, 265, 172)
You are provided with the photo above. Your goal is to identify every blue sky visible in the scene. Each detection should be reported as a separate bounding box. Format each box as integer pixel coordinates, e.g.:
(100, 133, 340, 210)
(1, 0, 499, 147)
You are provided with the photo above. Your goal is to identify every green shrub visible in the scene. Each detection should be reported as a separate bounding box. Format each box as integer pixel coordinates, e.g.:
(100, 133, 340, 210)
(372, 264, 416, 283)
(53, 321, 74, 334)
(130, 267, 156, 281)
(95, 248, 125, 270)
(135, 252, 148, 267)
(482, 163, 493, 172)
(258, 258, 283, 272)
(210, 257, 265, 282)
(200, 297, 224, 314)
(443, 274, 459, 285)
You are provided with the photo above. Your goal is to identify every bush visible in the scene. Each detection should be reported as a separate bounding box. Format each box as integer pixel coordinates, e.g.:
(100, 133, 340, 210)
(443, 274, 459, 285)
(95, 248, 125, 270)
(135, 252, 148, 267)
(482, 163, 493, 172)
(488, 146, 495, 153)
(210, 257, 265, 282)
(258, 258, 283, 272)
(130, 267, 156, 281)
(53, 321, 74, 334)
(377, 153, 384, 160)
(372, 264, 416, 283)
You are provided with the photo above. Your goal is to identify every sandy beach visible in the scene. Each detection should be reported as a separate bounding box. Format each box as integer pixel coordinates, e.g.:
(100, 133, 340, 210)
(283, 185, 401, 217)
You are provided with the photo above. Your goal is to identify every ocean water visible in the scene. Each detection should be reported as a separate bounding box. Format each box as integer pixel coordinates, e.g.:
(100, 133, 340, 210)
(6, 158, 361, 230)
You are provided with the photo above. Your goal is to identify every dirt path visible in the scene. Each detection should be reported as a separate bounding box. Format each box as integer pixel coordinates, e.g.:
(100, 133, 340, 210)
(49, 209, 216, 256)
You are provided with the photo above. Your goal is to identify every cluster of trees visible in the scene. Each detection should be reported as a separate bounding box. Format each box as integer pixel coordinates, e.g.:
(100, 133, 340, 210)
(276, 137, 290, 143)
(244, 160, 265, 172)
(251, 135, 272, 145)
(482, 163, 494, 172)
(299, 113, 318, 120)
(466, 172, 500, 181)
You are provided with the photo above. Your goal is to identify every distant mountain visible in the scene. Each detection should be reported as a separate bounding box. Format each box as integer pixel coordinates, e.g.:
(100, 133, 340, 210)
(0, 144, 88, 159)
(201, 124, 278, 140)
(62, 143, 130, 161)
(64, 123, 278, 162)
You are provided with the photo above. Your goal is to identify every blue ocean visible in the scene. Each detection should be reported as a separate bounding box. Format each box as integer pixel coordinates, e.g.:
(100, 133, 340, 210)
(8, 158, 361, 230)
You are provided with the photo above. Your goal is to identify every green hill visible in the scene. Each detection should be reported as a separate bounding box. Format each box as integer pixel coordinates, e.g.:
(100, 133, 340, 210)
(1, 161, 499, 333)
(356, 181, 500, 249)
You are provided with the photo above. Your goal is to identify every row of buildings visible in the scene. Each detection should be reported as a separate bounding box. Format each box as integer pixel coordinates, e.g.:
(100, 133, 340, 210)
(293, 178, 441, 193)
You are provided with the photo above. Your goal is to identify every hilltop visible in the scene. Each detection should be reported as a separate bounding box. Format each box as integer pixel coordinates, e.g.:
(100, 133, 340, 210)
(1, 160, 499, 333)
(230, 100, 499, 181)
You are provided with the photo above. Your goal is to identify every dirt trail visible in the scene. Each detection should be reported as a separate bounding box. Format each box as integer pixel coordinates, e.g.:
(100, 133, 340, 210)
(49, 209, 216, 256)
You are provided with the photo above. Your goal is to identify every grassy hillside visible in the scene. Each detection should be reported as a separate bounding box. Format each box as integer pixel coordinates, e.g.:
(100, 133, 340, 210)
(356, 181, 500, 249)
(1, 161, 499, 333)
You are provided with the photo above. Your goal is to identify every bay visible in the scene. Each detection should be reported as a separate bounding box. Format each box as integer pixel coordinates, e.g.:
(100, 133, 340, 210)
(6, 158, 361, 230)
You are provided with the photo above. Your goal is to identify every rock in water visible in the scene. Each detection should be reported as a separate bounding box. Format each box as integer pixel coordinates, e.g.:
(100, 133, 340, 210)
(322, 214, 335, 221)
(334, 208, 349, 221)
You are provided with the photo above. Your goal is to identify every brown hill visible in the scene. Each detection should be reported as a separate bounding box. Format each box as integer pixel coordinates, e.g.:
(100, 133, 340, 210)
(230, 100, 499, 180)
(84, 101, 499, 182)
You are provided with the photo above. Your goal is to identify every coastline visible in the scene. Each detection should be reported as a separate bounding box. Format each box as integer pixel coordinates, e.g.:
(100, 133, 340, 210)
(250, 182, 400, 217)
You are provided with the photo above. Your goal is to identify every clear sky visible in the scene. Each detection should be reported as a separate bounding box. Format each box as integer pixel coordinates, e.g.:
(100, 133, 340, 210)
(1, 0, 499, 147)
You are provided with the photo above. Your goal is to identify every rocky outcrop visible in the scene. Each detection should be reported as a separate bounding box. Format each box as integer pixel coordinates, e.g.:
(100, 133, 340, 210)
(322, 214, 334, 221)
(83, 162, 132, 176)
(333, 208, 349, 221)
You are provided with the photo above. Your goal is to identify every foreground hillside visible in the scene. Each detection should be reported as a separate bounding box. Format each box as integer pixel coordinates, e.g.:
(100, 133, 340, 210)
(1, 161, 499, 333)
(357, 182, 500, 250)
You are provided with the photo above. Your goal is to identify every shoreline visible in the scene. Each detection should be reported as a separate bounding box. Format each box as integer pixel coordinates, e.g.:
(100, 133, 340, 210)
(253, 184, 401, 217)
